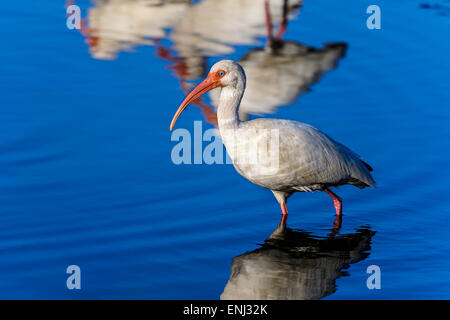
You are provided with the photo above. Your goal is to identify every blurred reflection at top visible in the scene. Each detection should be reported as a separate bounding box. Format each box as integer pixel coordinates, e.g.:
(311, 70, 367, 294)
(77, 0, 347, 123)
(169, 0, 303, 101)
(169, 0, 346, 122)
(221, 224, 375, 300)
(169, 0, 302, 80)
(78, 0, 192, 60)
(78, 0, 300, 61)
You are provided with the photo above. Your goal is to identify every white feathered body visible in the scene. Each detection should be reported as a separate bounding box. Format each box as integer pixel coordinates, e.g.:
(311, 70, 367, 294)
(219, 118, 375, 194)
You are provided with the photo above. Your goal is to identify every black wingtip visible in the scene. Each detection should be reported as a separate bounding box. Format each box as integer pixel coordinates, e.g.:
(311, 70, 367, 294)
(361, 160, 374, 172)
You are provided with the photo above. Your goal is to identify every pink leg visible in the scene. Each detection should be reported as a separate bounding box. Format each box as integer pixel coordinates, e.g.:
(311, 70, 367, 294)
(279, 202, 288, 226)
(264, 0, 273, 46)
(327, 214, 342, 239)
(324, 188, 342, 216)
(275, 0, 288, 40)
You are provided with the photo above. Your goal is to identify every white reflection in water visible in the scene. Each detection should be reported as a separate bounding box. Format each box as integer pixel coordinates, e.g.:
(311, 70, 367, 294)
(81, 0, 191, 60)
(78, 0, 347, 123)
(221, 225, 375, 300)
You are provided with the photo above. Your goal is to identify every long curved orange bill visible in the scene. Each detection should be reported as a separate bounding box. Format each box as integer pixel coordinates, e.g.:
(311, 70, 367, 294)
(170, 74, 221, 131)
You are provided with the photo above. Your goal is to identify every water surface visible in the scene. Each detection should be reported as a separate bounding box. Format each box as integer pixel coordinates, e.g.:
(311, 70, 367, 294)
(0, 0, 449, 299)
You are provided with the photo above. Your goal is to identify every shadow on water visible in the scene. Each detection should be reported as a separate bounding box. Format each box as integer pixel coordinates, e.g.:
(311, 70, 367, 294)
(221, 224, 375, 300)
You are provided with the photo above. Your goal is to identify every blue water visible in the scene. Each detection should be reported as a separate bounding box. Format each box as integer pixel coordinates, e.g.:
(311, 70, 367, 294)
(0, 0, 449, 299)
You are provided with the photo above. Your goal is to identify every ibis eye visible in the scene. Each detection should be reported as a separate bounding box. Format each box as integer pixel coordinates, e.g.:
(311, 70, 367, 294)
(219, 71, 225, 77)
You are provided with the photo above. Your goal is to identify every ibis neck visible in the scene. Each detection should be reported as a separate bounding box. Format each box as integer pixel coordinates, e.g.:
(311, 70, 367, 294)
(217, 86, 244, 132)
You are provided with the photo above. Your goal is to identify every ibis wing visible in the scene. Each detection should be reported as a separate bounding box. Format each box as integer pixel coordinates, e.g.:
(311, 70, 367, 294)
(241, 119, 376, 190)
(284, 121, 376, 188)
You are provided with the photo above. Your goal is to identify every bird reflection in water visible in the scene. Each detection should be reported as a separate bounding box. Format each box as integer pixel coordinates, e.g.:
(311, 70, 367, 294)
(66, 0, 192, 60)
(221, 224, 375, 300)
(74, 0, 346, 123)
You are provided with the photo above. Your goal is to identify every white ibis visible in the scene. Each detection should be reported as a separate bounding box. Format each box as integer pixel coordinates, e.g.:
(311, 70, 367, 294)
(170, 60, 375, 226)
